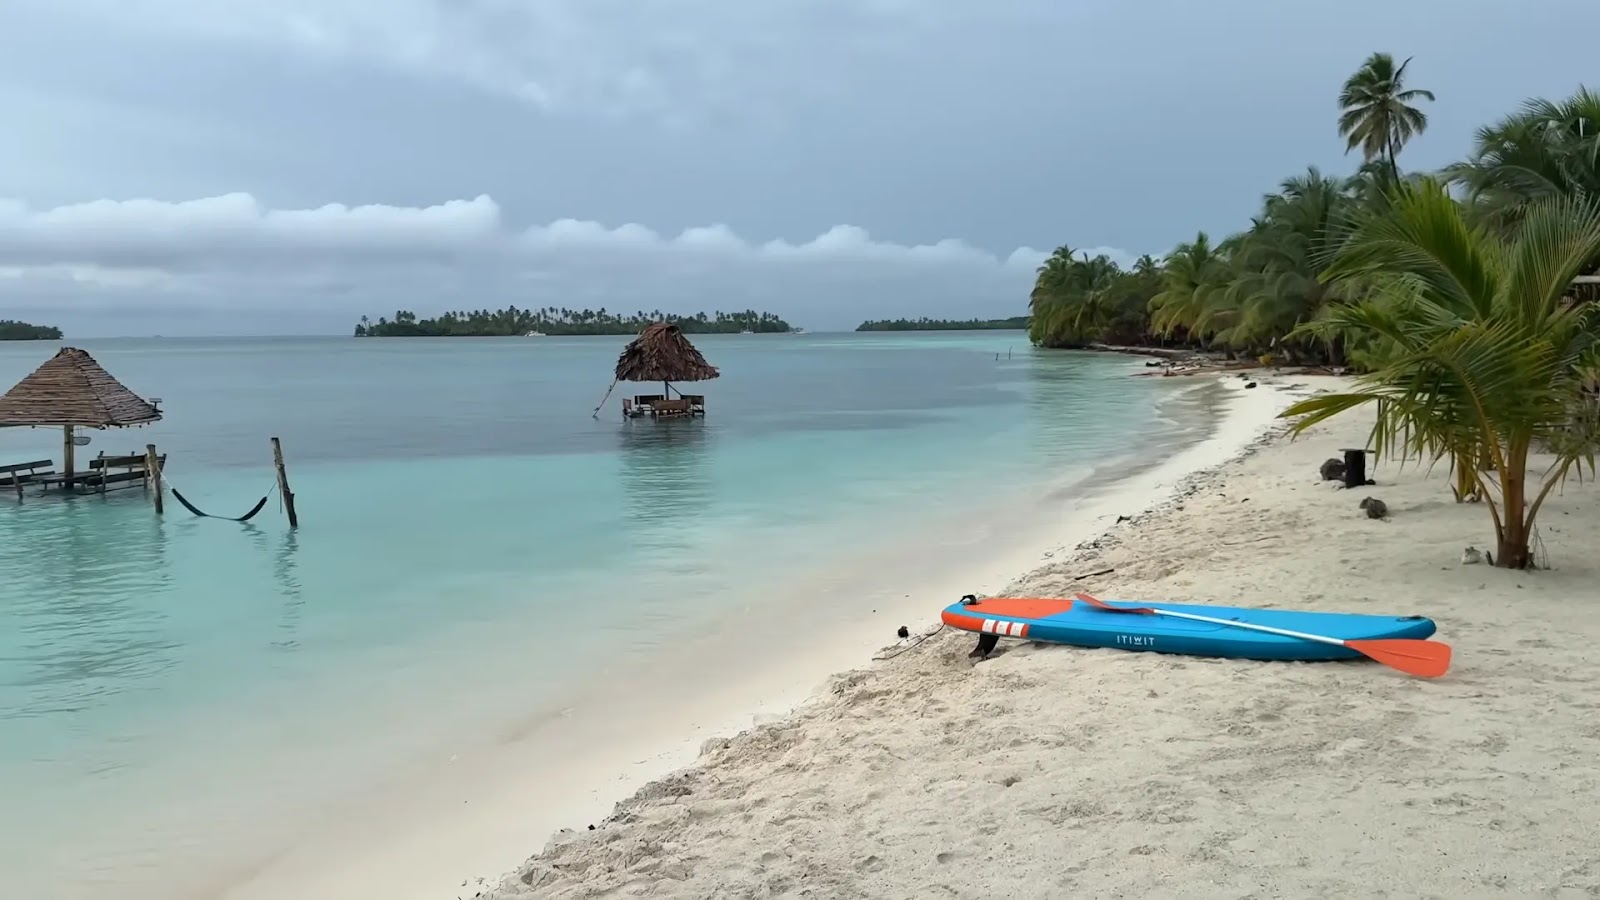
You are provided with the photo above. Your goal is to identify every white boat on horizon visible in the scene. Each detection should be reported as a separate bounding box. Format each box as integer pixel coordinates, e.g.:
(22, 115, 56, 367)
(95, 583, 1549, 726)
(525, 330, 547, 337)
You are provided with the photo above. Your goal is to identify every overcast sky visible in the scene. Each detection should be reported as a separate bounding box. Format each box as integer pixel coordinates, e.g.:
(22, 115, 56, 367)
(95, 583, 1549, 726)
(2, 0, 1597, 336)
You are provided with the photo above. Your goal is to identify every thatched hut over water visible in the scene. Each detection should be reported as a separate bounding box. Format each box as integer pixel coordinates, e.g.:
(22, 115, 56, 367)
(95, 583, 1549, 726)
(0, 347, 162, 485)
(606, 323, 720, 419)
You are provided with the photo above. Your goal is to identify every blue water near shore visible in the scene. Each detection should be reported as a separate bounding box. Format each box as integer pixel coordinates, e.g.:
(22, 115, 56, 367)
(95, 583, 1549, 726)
(0, 332, 1210, 896)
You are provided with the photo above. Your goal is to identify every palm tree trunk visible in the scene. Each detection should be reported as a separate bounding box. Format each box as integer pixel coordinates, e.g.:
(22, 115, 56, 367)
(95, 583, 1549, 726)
(1493, 450, 1531, 569)
(1452, 449, 1478, 503)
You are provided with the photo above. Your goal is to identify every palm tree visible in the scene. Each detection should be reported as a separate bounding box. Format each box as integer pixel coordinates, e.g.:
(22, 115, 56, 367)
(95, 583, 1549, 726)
(1066, 254, 1123, 338)
(1147, 170, 1354, 362)
(1149, 233, 1226, 344)
(1028, 246, 1081, 346)
(1338, 52, 1435, 183)
(1217, 167, 1354, 361)
(1281, 179, 1600, 569)
(1444, 87, 1600, 232)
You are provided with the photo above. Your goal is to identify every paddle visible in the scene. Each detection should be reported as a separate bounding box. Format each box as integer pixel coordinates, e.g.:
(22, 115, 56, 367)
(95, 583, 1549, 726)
(1072, 592, 1452, 679)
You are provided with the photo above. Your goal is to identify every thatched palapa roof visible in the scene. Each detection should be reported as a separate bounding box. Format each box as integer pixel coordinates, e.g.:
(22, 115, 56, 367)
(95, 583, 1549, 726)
(0, 347, 162, 428)
(613, 323, 720, 384)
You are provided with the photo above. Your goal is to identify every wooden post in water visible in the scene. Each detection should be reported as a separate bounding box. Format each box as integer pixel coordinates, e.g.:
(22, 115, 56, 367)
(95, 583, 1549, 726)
(271, 437, 299, 528)
(62, 425, 75, 490)
(146, 443, 164, 514)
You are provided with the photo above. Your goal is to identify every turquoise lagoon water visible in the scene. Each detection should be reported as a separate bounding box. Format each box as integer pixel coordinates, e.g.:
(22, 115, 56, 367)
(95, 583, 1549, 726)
(0, 332, 1214, 896)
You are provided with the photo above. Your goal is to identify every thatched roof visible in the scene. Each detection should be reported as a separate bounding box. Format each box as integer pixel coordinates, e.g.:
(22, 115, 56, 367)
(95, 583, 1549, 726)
(0, 347, 162, 428)
(613, 323, 720, 384)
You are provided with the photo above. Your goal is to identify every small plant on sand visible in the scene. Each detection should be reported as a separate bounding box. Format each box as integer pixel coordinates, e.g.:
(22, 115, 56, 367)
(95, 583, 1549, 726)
(1281, 178, 1600, 569)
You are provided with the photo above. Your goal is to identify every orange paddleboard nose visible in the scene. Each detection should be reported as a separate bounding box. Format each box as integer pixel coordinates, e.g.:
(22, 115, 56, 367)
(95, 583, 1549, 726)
(958, 597, 1076, 619)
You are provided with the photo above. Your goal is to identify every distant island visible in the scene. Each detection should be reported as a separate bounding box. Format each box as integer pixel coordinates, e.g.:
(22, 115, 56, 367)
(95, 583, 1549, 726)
(0, 320, 63, 341)
(355, 306, 792, 337)
(855, 316, 1029, 332)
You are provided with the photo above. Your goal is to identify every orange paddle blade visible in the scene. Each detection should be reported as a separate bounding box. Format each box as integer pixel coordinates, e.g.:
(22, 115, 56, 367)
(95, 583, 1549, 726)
(1073, 591, 1155, 614)
(1346, 638, 1453, 678)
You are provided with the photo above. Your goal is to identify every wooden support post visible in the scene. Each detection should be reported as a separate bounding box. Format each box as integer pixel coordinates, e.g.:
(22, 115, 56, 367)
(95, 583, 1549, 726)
(146, 444, 164, 514)
(62, 425, 75, 491)
(271, 437, 299, 528)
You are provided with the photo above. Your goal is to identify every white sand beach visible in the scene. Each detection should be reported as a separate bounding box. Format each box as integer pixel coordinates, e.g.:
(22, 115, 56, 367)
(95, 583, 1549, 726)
(218, 376, 1298, 900)
(488, 374, 1600, 899)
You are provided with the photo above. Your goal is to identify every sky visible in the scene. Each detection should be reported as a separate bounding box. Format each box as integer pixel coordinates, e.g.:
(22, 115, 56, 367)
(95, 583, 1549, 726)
(2, 0, 1598, 337)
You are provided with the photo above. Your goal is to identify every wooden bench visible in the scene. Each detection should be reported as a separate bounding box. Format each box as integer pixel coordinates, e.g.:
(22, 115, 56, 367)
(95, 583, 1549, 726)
(623, 393, 706, 419)
(624, 394, 668, 419)
(81, 453, 165, 492)
(0, 459, 54, 489)
(651, 398, 692, 417)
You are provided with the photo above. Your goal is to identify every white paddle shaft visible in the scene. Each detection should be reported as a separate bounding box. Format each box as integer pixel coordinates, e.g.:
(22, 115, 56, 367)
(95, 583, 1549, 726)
(1142, 607, 1347, 647)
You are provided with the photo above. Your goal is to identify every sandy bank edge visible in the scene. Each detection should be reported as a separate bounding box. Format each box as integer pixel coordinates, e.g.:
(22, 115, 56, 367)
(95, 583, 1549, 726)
(480, 373, 1329, 897)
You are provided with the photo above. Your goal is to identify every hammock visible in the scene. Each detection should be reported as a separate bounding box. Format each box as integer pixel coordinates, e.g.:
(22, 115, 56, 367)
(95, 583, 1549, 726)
(170, 483, 270, 518)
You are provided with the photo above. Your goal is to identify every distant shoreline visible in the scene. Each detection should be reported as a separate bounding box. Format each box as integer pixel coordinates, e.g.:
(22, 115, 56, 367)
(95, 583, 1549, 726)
(0, 320, 63, 341)
(855, 316, 1028, 332)
(354, 329, 795, 337)
(353, 307, 793, 338)
(1065, 342, 1349, 380)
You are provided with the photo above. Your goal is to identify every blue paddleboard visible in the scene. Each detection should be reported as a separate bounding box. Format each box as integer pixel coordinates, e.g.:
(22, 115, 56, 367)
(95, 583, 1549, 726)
(941, 595, 1437, 662)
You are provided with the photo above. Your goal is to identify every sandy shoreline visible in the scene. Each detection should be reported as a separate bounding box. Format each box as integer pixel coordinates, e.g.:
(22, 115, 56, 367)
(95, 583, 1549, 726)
(202, 372, 1288, 900)
(487, 374, 1600, 899)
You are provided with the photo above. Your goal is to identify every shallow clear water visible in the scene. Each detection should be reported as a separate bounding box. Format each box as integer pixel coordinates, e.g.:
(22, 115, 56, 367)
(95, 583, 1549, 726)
(0, 332, 1208, 895)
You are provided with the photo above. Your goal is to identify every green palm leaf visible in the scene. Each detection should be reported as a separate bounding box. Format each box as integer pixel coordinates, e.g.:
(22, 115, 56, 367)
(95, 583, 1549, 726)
(1283, 180, 1600, 568)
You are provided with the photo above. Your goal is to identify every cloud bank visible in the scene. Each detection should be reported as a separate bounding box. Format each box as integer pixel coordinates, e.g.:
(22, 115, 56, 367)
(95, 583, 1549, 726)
(0, 192, 1132, 335)
(51, 0, 1029, 121)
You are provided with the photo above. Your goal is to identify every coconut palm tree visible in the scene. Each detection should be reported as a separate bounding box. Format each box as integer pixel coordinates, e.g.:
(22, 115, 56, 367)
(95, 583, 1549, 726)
(1281, 179, 1600, 569)
(1028, 246, 1081, 345)
(1150, 170, 1355, 362)
(1066, 254, 1125, 338)
(1338, 52, 1435, 183)
(1445, 87, 1600, 232)
(1214, 168, 1354, 361)
(1028, 247, 1130, 347)
(1149, 233, 1226, 343)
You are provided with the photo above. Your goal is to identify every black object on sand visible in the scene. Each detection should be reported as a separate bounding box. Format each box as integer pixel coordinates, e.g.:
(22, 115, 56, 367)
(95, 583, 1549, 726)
(969, 632, 1000, 659)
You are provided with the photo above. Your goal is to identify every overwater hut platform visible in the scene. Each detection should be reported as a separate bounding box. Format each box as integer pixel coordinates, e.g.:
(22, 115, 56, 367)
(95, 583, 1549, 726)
(0, 347, 164, 495)
(609, 323, 719, 420)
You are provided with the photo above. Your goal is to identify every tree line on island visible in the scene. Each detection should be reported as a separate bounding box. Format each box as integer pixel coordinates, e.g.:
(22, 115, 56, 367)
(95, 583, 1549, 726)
(0, 320, 63, 341)
(354, 307, 793, 336)
(1029, 52, 1600, 570)
(855, 316, 1030, 331)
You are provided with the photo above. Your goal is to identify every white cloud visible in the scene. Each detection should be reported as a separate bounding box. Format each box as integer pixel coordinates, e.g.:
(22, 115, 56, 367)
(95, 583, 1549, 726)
(0, 192, 1048, 272)
(1004, 245, 1142, 271)
(46, 0, 1025, 120)
(0, 191, 1132, 333)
